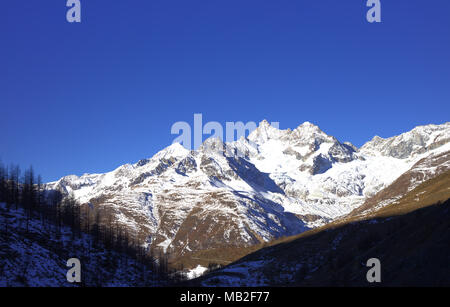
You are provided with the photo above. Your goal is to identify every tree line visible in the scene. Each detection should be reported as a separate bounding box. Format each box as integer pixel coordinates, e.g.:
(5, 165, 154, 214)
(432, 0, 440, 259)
(0, 162, 183, 286)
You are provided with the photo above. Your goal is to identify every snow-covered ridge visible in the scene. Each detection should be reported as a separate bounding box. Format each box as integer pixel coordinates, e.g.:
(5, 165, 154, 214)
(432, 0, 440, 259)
(45, 121, 450, 262)
(360, 122, 450, 158)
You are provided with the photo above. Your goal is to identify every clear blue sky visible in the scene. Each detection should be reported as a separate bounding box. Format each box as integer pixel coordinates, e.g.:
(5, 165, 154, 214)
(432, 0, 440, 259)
(1, 0, 449, 182)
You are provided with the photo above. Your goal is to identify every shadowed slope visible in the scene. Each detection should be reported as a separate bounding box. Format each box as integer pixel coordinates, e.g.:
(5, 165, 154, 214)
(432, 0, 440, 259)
(191, 172, 450, 286)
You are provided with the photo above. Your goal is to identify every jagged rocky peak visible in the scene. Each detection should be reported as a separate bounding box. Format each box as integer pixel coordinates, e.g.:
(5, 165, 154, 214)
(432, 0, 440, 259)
(295, 121, 323, 132)
(153, 142, 190, 160)
(297, 121, 321, 130)
(259, 119, 271, 128)
(281, 122, 357, 174)
(290, 121, 334, 143)
(248, 120, 336, 147)
(135, 142, 189, 168)
(248, 119, 287, 143)
(199, 137, 227, 156)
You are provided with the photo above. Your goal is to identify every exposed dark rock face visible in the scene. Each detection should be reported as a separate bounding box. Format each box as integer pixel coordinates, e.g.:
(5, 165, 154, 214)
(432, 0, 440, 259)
(328, 143, 355, 163)
(175, 156, 197, 176)
(311, 154, 333, 175)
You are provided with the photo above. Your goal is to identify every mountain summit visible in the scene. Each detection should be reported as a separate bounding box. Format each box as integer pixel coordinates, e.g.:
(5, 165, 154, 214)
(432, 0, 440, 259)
(46, 122, 450, 268)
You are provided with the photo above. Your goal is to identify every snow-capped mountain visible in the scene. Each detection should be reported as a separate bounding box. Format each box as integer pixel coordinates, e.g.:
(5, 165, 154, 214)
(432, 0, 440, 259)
(45, 121, 450, 264)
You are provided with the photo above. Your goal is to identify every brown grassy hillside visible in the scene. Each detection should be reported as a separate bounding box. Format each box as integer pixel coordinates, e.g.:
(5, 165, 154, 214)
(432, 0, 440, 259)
(189, 171, 450, 286)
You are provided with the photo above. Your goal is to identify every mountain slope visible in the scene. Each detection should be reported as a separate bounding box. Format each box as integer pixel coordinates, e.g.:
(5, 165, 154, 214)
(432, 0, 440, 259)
(192, 171, 450, 286)
(0, 202, 163, 287)
(45, 121, 450, 268)
(347, 149, 450, 218)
